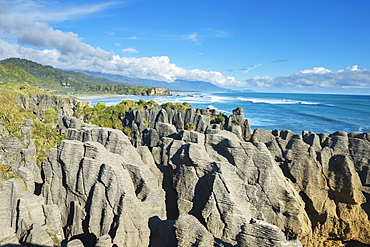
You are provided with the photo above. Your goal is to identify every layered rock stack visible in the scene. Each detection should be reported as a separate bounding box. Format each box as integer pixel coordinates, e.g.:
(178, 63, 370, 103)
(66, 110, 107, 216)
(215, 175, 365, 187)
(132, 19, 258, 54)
(0, 103, 369, 246)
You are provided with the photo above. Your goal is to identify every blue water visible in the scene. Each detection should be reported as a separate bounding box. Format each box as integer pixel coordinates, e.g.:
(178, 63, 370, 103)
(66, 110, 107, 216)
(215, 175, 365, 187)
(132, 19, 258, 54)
(79, 92, 370, 134)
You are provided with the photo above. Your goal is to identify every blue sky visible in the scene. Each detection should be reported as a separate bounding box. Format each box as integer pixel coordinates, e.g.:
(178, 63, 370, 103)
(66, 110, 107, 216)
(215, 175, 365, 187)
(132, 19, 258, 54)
(0, 0, 370, 94)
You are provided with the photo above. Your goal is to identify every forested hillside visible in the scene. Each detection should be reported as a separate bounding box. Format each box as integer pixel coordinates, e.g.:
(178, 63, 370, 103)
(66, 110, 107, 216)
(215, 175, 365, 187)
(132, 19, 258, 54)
(0, 58, 170, 95)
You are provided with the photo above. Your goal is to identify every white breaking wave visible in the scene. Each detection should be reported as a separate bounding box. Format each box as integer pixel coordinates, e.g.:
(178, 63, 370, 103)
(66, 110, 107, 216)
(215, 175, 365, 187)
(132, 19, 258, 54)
(209, 95, 235, 103)
(207, 105, 230, 114)
(237, 97, 319, 105)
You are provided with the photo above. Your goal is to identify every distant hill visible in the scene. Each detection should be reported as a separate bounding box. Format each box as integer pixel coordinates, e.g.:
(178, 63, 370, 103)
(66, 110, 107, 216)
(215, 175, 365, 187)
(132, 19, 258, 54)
(0, 58, 170, 95)
(84, 71, 234, 92)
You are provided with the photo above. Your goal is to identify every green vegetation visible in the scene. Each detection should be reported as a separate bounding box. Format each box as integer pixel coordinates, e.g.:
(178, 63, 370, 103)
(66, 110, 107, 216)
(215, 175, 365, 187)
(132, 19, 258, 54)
(80, 99, 159, 130)
(185, 123, 195, 130)
(0, 164, 17, 180)
(0, 84, 65, 167)
(161, 102, 192, 110)
(0, 58, 170, 95)
(216, 113, 226, 123)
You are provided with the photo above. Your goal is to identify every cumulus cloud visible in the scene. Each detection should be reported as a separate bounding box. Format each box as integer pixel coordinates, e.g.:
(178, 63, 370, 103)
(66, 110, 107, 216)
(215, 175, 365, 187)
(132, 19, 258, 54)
(122, 47, 139, 53)
(0, 16, 238, 86)
(245, 66, 370, 90)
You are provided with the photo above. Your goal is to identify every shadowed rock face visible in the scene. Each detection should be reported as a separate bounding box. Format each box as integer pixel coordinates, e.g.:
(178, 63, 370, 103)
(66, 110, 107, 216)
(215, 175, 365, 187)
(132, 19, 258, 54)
(0, 105, 369, 247)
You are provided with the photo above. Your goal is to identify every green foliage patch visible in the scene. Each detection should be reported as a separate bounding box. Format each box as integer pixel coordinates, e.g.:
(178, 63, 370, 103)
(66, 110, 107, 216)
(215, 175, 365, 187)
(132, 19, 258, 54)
(0, 164, 17, 180)
(0, 85, 65, 167)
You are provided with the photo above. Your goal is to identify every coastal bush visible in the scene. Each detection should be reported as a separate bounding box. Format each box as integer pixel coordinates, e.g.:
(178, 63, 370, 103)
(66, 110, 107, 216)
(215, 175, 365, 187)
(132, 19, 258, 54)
(44, 109, 58, 123)
(216, 114, 226, 123)
(161, 102, 192, 111)
(0, 84, 65, 167)
(185, 123, 195, 130)
(0, 163, 17, 180)
(32, 121, 66, 166)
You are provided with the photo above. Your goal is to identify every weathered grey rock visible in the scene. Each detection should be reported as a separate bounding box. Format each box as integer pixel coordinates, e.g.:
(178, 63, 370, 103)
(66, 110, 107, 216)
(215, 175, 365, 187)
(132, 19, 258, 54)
(67, 127, 144, 164)
(21, 119, 33, 142)
(16, 193, 46, 236)
(22, 224, 54, 247)
(174, 214, 215, 247)
(178, 130, 205, 144)
(142, 128, 160, 147)
(158, 128, 310, 245)
(0, 225, 20, 246)
(96, 234, 113, 247)
(252, 129, 370, 246)
(42, 138, 166, 247)
(18, 167, 35, 192)
(0, 134, 41, 183)
(136, 146, 163, 187)
(43, 204, 65, 243)
(237, 219, 303, 247)
(0, 179, 26, 228)
(67, 239, 84, 247)
(155, 122, 177, 138)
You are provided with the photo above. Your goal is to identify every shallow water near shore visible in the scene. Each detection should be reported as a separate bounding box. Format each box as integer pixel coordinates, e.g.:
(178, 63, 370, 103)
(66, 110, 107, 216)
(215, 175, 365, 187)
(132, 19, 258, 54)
(79, 91, 370, 134)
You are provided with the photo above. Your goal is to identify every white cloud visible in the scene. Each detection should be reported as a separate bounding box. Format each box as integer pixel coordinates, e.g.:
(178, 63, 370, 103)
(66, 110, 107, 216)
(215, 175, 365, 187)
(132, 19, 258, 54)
(185, 32, 198, 43)
(241, 59, 288, 73)
(1, 0, 122, 22)
(183, 29, 229, 45)
(0, 1, 239, 87)
(241, 64, 263, 73)
(117, 36, 138, 40)
(0, 26, 237, 86)
(122, 47, 139, 53)
(300, 67, 331, 74)
(245, 66, 370, 90)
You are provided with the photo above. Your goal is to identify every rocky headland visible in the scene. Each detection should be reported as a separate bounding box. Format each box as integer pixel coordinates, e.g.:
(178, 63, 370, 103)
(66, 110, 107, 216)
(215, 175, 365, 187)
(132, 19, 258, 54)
(0, 93, 369, 247)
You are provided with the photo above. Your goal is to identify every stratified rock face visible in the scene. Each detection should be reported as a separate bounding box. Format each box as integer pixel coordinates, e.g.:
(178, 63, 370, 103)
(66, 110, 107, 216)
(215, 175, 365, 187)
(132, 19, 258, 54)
(154, 129, 311, 245)
(19, 93, 88, 120)
(145, 87, 171, 96)
(0, 120, 42, 183)
(0, 178, 64, 246)
(2, 102, 369, 246)
(236, 219, 303, 247)
(39, 109, 370, 246)
(251, 129, 370, 246)
(121, 105, 252, 147)
(42, 130, 166, 246)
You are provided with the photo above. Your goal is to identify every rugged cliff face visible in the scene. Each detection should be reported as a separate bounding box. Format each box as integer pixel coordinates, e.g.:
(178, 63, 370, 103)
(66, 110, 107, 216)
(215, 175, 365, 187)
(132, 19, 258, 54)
(0, 99, 369, 247)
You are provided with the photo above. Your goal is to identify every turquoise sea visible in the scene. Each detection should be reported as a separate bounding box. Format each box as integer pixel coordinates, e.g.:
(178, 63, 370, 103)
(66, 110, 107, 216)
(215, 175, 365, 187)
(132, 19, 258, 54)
(79, 92, 370, 134)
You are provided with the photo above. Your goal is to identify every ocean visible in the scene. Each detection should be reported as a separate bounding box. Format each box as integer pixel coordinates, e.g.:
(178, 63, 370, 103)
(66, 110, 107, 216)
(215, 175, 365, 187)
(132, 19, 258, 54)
(79, 91, 370, 135)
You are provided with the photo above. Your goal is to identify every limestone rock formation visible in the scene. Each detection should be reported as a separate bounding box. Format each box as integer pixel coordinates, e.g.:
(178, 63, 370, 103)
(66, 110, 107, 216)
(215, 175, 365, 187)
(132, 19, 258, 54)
(0, 178, 63, 246)
(236, 219, 303, 247)
(19, 93, 87, 121)
(250, 129, 370, 246)
(0, 120, 42, 184)
(42, 135, 166, 246)
(1, 102, 369, 246)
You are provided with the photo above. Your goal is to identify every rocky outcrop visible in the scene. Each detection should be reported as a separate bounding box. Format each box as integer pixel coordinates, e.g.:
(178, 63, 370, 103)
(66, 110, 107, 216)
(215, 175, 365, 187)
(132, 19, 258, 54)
(145, 87, 171, 96)
(0, 176, 64, 246)
(42, 129, 166, 246)
(0, 120, 42, 183)
(121, 105, 252, 147)
(1, 103, 369, 246)
(19, 93, 88, 121)
(251, 129, 370, 246)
